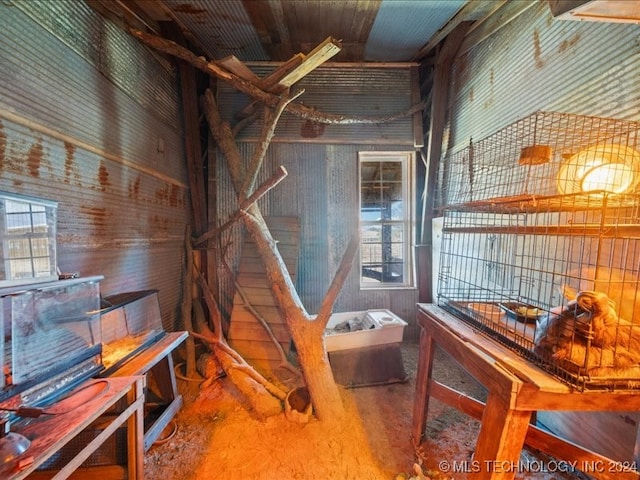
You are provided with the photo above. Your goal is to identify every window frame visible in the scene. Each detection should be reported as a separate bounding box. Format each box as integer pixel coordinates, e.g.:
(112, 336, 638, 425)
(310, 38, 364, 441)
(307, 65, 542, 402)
(0, 192, 58, 288)
(358, 151, 415, 289)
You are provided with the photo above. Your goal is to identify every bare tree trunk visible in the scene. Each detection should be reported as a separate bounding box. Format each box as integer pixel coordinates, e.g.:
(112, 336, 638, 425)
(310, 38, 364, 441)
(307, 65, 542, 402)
(202, 89, 350, 421)
(240, 208, 346, 421)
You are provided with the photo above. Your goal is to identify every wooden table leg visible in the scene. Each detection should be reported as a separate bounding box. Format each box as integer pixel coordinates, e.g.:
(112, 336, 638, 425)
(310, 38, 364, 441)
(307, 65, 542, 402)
(127, 377, 146, 480)
(412, 326, 436, 446)
(471, 391, 532, 480)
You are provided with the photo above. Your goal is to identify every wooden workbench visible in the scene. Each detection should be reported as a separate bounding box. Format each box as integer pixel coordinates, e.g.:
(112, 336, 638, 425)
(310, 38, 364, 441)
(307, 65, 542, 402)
(412, 304, 640, 480)
(0, 375, 145, 480)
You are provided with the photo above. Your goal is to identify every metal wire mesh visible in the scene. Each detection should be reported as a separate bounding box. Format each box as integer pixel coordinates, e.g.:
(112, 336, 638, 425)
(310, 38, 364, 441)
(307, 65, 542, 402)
(436, 111, 640, 390)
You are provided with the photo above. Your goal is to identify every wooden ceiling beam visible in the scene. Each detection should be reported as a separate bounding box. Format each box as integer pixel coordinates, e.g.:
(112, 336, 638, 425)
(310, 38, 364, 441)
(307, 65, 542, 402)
(277, 37, 342, 87)
(218, 56, 262, 84)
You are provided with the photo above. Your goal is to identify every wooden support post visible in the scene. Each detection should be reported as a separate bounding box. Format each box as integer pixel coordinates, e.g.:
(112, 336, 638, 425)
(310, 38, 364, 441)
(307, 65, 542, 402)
(412, 324, 436, 446)
(472, 392, 531, 480)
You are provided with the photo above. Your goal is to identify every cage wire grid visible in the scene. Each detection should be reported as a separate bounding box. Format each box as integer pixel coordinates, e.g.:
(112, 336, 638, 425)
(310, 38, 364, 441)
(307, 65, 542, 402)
(435, 111, 640, 390)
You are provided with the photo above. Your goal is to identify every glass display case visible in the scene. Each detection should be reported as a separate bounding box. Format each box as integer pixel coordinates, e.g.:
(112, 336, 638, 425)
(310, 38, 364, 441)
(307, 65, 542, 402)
(99, 290, 165, 375)
(0, 276, 103, 403)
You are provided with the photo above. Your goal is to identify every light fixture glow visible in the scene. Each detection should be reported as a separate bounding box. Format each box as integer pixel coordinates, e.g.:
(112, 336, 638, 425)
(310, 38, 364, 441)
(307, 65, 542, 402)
(556, 144, 640, 194)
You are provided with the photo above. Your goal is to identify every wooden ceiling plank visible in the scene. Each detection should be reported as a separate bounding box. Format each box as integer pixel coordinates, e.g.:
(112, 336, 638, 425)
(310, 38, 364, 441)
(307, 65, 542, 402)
(219, 55, 262, 84)
(277, 36, 343, 87)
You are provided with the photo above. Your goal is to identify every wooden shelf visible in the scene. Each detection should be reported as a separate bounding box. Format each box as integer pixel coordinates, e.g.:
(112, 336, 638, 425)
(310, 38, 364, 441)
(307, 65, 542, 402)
(0, 376, 145, 480)
(105, 331, 188, 451)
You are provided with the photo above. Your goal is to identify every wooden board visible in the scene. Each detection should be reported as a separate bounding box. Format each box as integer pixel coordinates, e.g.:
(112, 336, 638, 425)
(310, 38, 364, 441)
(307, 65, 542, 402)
(228, 217, 300, 365)
(537, 410, 640, 463)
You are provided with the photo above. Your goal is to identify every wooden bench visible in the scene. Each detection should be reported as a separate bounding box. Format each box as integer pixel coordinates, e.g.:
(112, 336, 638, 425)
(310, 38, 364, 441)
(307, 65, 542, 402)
(412, 304, 640, 480)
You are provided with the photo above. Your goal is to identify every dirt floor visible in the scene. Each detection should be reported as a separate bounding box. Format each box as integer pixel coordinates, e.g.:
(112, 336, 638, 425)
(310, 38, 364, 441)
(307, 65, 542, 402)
(144, 343, 590, 480)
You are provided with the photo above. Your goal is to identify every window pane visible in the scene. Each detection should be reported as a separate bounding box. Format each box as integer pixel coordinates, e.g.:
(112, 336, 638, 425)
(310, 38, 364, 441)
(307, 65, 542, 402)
(359, 152, 412, 288)
(32, 257, 53, 277)
(7, 212, 33, 233)
(8, 258, 33, 279)
(31, 238, 50, 257)
(1, 194, 58, 285)
(360, 224, 404, 283)
(8, 238, 31, 259)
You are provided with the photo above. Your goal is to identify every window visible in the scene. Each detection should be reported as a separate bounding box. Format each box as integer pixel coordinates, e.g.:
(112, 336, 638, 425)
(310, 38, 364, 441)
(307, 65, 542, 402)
(0, 192, 58, 287)
(359, 152, 414, 288)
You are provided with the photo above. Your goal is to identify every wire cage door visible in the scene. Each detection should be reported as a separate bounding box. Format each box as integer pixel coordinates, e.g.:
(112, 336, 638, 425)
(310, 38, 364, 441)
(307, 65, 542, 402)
(435, 111, 640, 390)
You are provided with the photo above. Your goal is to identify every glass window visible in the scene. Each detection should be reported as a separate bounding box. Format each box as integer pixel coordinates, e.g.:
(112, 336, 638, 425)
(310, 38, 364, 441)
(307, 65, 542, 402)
(359, 152, 414, 288)
(0, 193, 58, 287)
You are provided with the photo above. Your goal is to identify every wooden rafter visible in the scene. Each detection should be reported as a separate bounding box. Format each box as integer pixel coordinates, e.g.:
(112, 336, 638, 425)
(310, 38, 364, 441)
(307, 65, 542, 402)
(276, 37, 342, 87)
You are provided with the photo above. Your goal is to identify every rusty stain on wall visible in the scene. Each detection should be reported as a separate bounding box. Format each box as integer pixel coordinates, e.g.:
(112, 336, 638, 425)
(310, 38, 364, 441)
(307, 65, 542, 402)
(301, 119, 326, 138)
(559, 33, 581, 54)
(80, 205, 108, 227)
(155, 185, 168, 204)
(533, 29, 545, 69)
(0, 121, 5, 171)
(64, 141, 79, 184)
(98, 161, 110, 190)
(156, 183, 183, 208)
(151, 214, 169, 234)
(169, 183, 180, 207)
(129, 175, 141, 199)
(27, 140, 43, 178)
(80, 205, 108, 238)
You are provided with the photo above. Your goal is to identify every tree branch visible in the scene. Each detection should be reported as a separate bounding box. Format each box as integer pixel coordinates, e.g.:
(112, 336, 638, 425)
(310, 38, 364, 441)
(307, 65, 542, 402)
(201, 90, 246, 193)
(194, 165, 289, 246)
(315, 234, 360, 329)
(129, 28, 428, 125)
(242, 89, 305, 196)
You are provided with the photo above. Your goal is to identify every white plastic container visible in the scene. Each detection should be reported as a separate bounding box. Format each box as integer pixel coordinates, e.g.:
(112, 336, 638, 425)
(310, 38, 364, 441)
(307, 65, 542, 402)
(322, 309, 407, 352)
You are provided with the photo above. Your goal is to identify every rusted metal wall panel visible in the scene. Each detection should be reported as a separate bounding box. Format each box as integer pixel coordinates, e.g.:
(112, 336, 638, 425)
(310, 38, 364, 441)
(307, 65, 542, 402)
(164, 0, 269, 61)
(218, 65, 417, 145)
(446, 1, 640, 157)
(0, 1, 189, 331)
(214, 142, 420, 340)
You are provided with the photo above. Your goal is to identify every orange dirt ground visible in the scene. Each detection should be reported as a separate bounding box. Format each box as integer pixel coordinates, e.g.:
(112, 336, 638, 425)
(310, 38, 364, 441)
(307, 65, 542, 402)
(144, 344, 589, 480)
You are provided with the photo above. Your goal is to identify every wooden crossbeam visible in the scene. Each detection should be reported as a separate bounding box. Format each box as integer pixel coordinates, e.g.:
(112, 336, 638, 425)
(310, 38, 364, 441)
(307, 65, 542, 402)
(236, 53, 306, 119)
(277, 36, 342, 87)
(219, 55, 262, 84)
(258, 53, 305, 92)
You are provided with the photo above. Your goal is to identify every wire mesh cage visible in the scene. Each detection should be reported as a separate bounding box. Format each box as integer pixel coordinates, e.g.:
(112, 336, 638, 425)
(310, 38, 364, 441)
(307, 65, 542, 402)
(435, 111, 640, 390)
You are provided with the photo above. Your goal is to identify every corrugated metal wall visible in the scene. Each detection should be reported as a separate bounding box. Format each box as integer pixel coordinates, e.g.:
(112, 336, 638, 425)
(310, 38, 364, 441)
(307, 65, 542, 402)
(0, 1, 189, 331)
(218, 65, 417, 145)
(445, 1, 640, 156)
